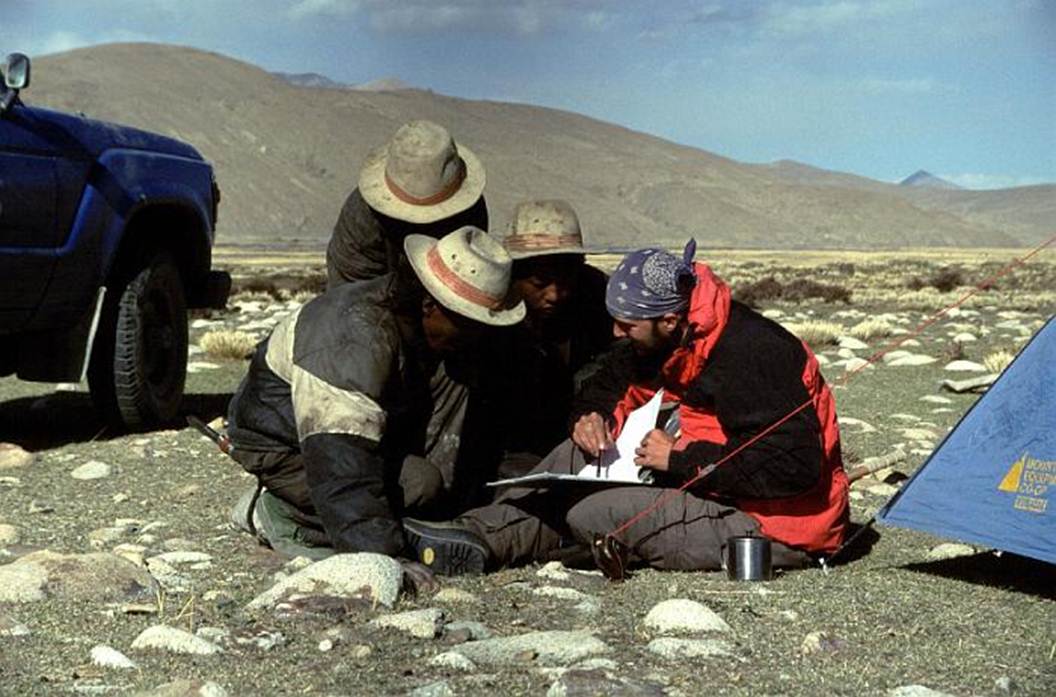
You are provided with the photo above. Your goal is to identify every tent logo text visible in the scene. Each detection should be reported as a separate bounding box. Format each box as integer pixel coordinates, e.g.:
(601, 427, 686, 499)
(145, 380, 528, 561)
(998, 452, 1054, 514)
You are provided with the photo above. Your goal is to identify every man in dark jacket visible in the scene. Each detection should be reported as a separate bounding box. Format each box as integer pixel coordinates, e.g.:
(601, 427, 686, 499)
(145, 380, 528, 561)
(489, 200, 614, 468)
(227, 227, 524, 577)
(326, 120, 488, 288)
(403, 241, 849, 575)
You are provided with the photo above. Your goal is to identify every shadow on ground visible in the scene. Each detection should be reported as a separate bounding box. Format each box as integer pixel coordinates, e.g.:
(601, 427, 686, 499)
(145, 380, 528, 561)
(903, 552, 1056, 600)
(0, 392, 232, 451)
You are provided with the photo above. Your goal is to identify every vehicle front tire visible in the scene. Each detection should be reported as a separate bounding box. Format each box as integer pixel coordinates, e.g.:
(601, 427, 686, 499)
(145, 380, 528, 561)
(89, 254, 188, 430)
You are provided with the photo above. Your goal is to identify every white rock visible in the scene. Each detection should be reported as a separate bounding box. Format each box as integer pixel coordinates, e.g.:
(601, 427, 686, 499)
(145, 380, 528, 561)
(920, 395, 952, 404)
(838, 336, 869, 350)
(951, 332, 977, 343)
(887, 354, 937, 367)
(71, 461, 111, 480)
(533, 586, 592, 602)
(0, 523, 20, 546)
(900, 428, 936, 441)
(881, 350, 914, 364)
(536, 560, 571, 581)
(0, 551, 158, 604)
(644, 599, 731, 635)
(138, 680, 229, 696)
(762, 309, 783, 319)
(944, 360, 987, 372)
(888, 686, 959, 697)
(0, 615, 31, 637)
(90, 644, 137, 669)
(843, 357, 872, 372)
(889, 413, 920, 422)
(132, 625, 222, 655)
(926, 543, 977, 562)
(409, 682, 455, 697)
(839, 417, 877, 433)
(247, 552, 402, 610)
(453, 630, 609, 667)
(370, 608, 444, 639)
(814, 354, 830, 366)
(145, 557, 191, 593)
(647, 637, 733, 660)
(433, 587, 478, 605)
(429, 651, 477, 672)
(150, 551, 213, 567)
(186, 361, 221, 373)
(318, 639, 334, 652)
(836, 348, 857, 359)
(0, 443, 33, 470)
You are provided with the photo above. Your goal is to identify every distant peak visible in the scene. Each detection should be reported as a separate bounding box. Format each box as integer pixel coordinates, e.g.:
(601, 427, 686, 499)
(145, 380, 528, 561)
(351, 77, 414, 92)
(899, 170, 962, 189)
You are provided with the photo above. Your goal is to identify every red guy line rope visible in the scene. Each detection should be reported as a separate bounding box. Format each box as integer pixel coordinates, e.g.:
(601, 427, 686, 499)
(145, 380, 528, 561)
(608, 232, 1056, 542)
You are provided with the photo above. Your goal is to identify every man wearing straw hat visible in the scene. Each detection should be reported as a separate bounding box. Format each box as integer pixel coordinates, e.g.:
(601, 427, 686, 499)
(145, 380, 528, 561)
(488, 200, 614, 469)
(401, 241, 848, 576)
(326, 120, 488, 288)
(226, 226, 523, 583)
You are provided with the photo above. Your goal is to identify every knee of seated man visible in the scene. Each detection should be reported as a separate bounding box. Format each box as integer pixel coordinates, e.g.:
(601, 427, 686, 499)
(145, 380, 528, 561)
(399, 455, 446, 511)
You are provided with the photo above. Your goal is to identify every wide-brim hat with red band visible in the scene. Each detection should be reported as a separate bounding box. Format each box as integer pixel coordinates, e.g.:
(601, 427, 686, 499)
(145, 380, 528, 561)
(359, 120, 485, 225)
(405, 226, 526, 326)
(502, 199, 588, 260)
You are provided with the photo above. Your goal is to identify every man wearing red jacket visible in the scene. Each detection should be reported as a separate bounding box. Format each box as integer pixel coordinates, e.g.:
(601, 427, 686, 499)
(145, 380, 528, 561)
(404, 240, 849, 573)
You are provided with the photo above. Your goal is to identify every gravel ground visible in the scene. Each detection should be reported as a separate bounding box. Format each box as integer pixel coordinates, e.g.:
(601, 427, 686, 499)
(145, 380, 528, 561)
(0, 280, 1053, 696)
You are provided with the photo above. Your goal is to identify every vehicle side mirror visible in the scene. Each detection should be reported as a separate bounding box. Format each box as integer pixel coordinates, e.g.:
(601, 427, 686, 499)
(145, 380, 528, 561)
(4, 53, 30, 90)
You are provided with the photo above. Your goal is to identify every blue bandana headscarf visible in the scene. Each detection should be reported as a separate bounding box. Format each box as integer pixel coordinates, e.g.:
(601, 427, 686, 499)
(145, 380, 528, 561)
(606, 239, 698, 319)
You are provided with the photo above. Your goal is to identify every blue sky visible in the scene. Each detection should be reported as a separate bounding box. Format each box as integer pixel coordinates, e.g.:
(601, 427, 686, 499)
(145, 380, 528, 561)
(6, 0, 1054, 188)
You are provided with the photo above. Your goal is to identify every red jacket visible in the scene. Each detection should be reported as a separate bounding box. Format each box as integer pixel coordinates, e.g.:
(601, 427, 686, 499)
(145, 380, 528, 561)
(583, 263, 848, 554)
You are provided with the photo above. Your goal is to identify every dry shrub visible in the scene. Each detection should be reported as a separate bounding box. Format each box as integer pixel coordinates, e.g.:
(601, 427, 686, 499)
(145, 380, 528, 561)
(849, 318, 894, 341)
(781, 320, 845, 349)
(983, 349, 1015, 374)
(199, 330, 258, 360)
(907, 266, 965, 293)
(232, 272, 327, 301)
(733, 276, 852, 307)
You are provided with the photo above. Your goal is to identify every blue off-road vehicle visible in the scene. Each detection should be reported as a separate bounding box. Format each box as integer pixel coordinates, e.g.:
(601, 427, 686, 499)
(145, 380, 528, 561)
(0, 53, 229, 429)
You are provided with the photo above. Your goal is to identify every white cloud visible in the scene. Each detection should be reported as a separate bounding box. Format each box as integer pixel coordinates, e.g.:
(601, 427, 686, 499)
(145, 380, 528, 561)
(941, 173, 1053, 190)
(287, 0, 360, 20)
(27, 29, 157, 57)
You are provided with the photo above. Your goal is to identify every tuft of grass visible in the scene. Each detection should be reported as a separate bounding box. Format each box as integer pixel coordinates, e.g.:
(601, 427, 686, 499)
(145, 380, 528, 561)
(849, 318, 894, 341)
(198, 330, 258, 360)
(781, 320, 845, 349)
(983, 349, 1015, 374)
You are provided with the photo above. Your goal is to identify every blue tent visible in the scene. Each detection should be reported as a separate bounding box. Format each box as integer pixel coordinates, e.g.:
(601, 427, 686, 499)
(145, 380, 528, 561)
(877, 316, 1056, 565)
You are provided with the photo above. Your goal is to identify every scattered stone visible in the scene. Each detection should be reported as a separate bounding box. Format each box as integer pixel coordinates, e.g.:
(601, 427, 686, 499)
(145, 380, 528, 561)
(409, 681, 455, 697)
(133, 680, 228, 697)
(900, 428, 936, 441)
(887, 354, 937, 367)
(112, 493, 130, 504)
(839, 417, 877, 433)
(779, 609, 800, 622)
(119, 602, 158, 615)
(941, 374, 998, 393)
(233, 630, 285, 651)
(925, 543, 977, 562)
(195, 627, 230, 645)
(838, 336, 869, 350)
(247, 553, 402, 611)
(71, 460, 112, 480)
(951, 332, 977, 343)
(318, 639, 334, 652)
(351, 644, 373, 659)
(547, 669, 668, 697)
(0, 476, 21, 488)
(145, 557, 191, 593)
(433, 587, 478, 605)
(0, 523, 21, 546)
(0, 443, 33, 470)
(0, 550, 158, 604)
(943, 360, 987, 372)
(187, 361, 221, 373)
(881, 350, 913, 364)
(443, 620, 492, 642)
(836, 347, 857, 359)
(889, 413, 920, 422)
(647, 637, 734, 660)
(994, 676, 1015, 694)
(28, 500, 54, 514)
(370, 607, 444, 639)
(888, 686, 958, 697)
(536, 560, 572, 581)
(149, 551, 213, 567)
(429, 651, 477, 672)
(0, 614, 31, 637)
(112, 544, 148, 567)
(919, 395, 952, 404)
(453, 630, 609, 667)
(800, 630, 848, 656)
(131, 625, 222, 655)
(90, 644, 137, 669)
(644, 598, 731, 635)
(88, 526, 130, 549)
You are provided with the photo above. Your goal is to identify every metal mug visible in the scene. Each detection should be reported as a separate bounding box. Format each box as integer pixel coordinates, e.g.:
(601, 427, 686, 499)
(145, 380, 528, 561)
(724, 534, 773, 581)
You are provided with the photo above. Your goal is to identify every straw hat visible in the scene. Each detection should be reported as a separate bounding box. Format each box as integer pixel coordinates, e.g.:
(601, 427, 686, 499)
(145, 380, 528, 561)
(404, 226, 526, 326)
(359, 120, 485, 224)
(503, 199, 587, 260)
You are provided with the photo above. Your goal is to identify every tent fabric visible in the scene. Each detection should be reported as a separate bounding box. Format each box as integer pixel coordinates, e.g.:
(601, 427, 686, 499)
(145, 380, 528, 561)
(877, 316, 1055, 565)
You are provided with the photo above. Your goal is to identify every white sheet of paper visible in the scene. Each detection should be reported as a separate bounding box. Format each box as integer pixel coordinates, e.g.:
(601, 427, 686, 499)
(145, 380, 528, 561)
(584, 388, 665, 482)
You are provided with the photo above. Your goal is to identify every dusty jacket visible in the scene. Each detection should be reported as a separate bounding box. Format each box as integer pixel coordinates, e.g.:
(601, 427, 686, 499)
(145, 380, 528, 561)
(572, 263, 849, 554)
(326, 188, 489, 289)
(227, 275, 470, 556)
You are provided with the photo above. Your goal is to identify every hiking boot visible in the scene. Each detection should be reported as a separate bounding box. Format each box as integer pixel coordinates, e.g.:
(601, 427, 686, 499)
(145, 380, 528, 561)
(403, 518, 490, 576)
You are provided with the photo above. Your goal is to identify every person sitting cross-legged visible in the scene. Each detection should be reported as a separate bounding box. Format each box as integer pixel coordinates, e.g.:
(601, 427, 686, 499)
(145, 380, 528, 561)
(401, 240, 849, 575)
